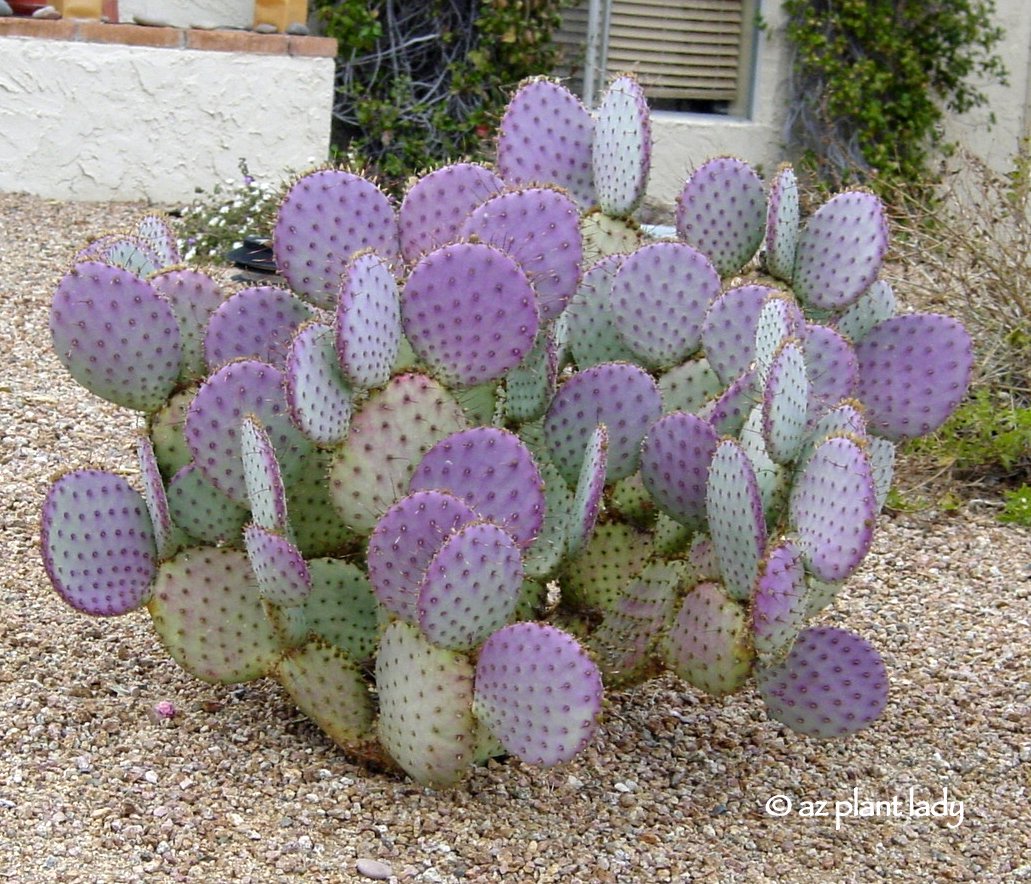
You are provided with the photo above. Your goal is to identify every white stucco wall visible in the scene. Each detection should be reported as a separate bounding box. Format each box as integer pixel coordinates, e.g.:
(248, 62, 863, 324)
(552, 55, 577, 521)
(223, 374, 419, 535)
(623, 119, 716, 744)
(645, 0, 790, 206)
(0, 36, 334, 203)
(117, 0, 253, 29)
(942, 0, 1031, 171)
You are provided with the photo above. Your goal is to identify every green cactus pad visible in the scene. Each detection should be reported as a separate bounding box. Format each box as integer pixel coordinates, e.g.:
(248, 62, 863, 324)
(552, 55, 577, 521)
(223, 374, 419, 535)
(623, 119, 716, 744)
(754, 297, 804, 387)
(262, 599, 309, 648)
(675, 156, 765, 276)
(803, 575, 845, 618)
(285, 451, 359, 557)
(284, 321, 354, 447)
(660, 581, 754, 696)
(303, 558, 382, 662)
(739, 405, 789, 522)
(50, 262, 181, 412)
(868, 437, 895, 511)
(658, 357, 723, 415)
(565, 254, 639, 369)
(505, 332, 558, 423)
(473, 622, 604, 766)
(580, 210, 643, 264)
(561, 521, 653, 613)
(544, 361, 662, 484)
(336, 251, 402, 391)
(764, 164, 800, 282)
(166, 463, 249, 546)
(149, 268, 224, 382)
(327, 372, 468, 535)
(42, 469, 157, 617)
(522, 459, 574, 580)
(705, 439, 767, 601)
(589, 561, 679, 686)
(417, 521, 524, 651)
(375, 620, 477, 787)
(761, 340, 809, 464)
(243, 524, 312, 606)
(75, 235, 160, 277)
(752, 539, 808, 663)
(147, 386, 197, 480)
(275, 640, 375, 749)
(133, 213, 180, 268)
(593, 74, 651, 218)
(835, 279, 896, 343)
(148, 546, 282, 683)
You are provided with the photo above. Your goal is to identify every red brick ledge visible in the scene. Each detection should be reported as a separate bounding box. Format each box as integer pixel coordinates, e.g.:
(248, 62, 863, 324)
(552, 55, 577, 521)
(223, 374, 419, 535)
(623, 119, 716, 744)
(0, 18, 337, 58)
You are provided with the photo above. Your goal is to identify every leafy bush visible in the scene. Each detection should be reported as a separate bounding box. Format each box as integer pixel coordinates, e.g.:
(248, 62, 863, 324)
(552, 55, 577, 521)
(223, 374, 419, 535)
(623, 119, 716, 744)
(784, 0, 1007, 195)
(312, 0, 564, 188)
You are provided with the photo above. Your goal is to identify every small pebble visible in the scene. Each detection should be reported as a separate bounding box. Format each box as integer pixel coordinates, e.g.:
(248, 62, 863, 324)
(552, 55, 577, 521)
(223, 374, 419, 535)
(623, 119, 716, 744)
(32, 5, 61, 18)
(286, 22, 309, 35)
(0, 2, 13, 17)
(356, 858, 393, 880)
(253, 22, 278, 34)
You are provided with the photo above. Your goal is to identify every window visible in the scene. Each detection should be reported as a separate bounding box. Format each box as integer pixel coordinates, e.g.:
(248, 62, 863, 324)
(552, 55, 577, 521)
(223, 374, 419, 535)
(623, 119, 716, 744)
(554, 0, 758, 115)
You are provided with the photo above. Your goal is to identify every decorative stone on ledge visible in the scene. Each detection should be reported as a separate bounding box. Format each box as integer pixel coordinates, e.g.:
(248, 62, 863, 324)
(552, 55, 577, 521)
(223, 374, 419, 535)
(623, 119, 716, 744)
(0, 17, 337, 57)
(0, 18, 338, 203)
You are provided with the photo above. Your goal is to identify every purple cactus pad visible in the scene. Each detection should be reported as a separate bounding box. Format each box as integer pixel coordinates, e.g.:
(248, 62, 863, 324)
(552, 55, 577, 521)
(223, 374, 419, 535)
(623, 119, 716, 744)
(50, 262, 181, 412)
(854, 314, 973, 441)
(243, 523, 312, 606)
(705, 439, 767, 600)
(761, 340, 809, 464)
(593, 74, 651, 218)
(757, 626, 888, 738)
(410, 427, 545, 549)
(137, 435, 178, 560)
(752, 539, 808, 662)
(640, 411, 719, 527)
(401, 242, 540, 387)
(802, 323, 859, 423)
(41, 469, 157, 616)
(565, 254, 638, 369)
(273, 169, 400, 310)
(789, 435, 877, 582)
(285, 321, 354, 446)
(566, 424, 608, 558)
(417, 520, 524, 650)
(398, 162, 504, 261)
(203, 285, 312, 371)
(543, 361, 662, 483)
(793, 190, 889, 311)
(336, 251, 402, 390)
(367, 490, 478, 622)
(496, 77, 595, 208)
(185, 359, 314, 505)
(133, 214, 181, 268)
(149, 268, 225, 381)
(240, 415, 289, 534)
(473, 622, 603, 766)
(460, 186, 583, 321)
(764, 164, 800, 283)
(700, 284, 780, 385)
(608, 241, 721, 368)
(675, 156, 766, 276)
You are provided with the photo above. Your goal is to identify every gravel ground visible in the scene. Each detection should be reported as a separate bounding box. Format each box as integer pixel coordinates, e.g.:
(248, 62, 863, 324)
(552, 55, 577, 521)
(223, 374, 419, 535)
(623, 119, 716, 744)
(0, 192, 1029, 883)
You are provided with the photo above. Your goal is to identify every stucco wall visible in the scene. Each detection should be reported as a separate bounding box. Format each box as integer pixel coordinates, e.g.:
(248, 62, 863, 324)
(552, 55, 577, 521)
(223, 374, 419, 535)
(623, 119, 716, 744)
(0, 32, 335, 204)
(645, 0, 790, 206)
(117, 1, 253, 29)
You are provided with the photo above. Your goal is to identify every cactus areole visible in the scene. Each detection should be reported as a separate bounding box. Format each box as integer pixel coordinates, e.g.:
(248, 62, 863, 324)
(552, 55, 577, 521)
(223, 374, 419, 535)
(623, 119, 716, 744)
(40, 75, 972, 787)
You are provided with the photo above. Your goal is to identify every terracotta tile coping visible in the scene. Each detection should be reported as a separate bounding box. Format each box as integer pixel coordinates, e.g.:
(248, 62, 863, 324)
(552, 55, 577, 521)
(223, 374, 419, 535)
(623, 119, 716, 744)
(0, 18, 337, 58)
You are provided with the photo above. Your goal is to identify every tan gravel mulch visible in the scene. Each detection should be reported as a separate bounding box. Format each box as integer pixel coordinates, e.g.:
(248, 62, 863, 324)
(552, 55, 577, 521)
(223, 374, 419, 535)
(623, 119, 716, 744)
(0, 192, 1028, 883)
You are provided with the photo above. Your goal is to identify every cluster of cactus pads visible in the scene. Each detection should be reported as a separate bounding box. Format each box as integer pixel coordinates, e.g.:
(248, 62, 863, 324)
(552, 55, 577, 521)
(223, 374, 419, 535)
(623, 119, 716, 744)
(41, 75, 973, 786)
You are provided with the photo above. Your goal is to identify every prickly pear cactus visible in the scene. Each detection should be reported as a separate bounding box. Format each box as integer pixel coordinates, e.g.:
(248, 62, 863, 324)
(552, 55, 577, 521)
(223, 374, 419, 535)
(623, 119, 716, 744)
(40, 74, 973, 787)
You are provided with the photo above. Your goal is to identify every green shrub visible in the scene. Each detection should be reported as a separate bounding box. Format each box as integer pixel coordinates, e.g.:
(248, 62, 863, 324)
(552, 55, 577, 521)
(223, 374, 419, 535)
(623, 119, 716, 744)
(784, 0, 1007, 196)
(313, 0, 564, 189)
